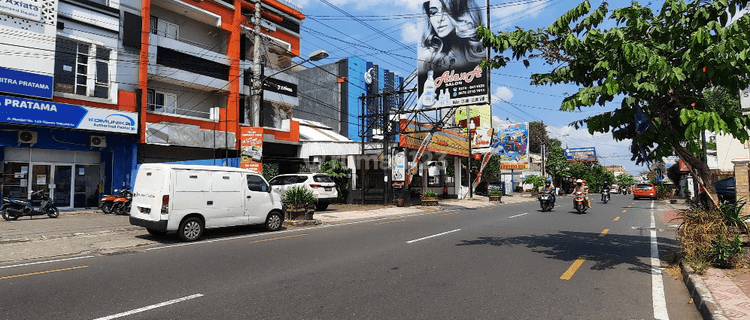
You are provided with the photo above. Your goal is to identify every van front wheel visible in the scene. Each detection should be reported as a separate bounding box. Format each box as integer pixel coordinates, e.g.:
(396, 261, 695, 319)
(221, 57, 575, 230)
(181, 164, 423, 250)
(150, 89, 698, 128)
(179, 217, 203, 241)
(265, 211, 283, 231)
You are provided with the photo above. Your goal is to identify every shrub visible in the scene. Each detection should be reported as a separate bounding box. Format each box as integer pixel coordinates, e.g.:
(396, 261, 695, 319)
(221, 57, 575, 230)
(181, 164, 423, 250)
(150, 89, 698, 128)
(421, 190, 438, 199)
(489, 190, 502, 196)
(283, 186, 316, 210)
(678, 203, 748, 272)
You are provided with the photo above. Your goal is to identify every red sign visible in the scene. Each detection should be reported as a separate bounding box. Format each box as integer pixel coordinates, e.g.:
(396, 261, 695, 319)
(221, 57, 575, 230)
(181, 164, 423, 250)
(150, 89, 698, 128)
(679, 159, 691, 172)
(240, 127, 263, 174)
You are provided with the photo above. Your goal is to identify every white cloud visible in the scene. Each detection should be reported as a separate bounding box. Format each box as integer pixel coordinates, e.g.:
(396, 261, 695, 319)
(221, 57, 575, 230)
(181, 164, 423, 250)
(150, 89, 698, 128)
(400, 22, 420, 45)
(492, 87, 513, 102)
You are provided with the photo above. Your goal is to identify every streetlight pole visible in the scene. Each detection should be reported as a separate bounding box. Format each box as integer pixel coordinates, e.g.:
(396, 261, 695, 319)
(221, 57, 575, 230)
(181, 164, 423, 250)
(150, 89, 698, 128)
(250, 0, 262, 127)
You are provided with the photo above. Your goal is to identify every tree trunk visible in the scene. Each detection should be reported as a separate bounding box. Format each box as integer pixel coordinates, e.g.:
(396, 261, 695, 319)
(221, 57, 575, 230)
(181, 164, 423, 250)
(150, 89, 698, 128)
(671, 142, 719, 208)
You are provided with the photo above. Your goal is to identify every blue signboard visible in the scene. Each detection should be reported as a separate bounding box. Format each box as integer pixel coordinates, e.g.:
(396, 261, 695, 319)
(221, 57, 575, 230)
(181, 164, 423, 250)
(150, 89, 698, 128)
(0, 94, 137, 134)
(565, 147, 597, 161)
(0, 66, 54, 99)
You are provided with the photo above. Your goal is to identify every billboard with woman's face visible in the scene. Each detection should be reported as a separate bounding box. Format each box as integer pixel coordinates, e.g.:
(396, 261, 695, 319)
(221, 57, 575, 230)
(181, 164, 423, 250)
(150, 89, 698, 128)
(418, 0, 488, 109)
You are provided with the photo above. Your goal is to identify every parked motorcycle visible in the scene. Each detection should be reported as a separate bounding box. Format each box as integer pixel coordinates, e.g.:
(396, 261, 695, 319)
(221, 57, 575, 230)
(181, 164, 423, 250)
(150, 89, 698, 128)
(2, 189, 59, 221)
(573, 190, 588, 214)
(100, 191, 118, 214)
(538, 189, 554, 212)
(601, 188, 610, 204)
(111, 188, 132, 215)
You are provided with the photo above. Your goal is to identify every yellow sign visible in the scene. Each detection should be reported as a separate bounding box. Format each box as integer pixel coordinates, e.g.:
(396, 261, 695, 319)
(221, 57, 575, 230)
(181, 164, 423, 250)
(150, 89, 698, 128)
(399, 119, 469, 156)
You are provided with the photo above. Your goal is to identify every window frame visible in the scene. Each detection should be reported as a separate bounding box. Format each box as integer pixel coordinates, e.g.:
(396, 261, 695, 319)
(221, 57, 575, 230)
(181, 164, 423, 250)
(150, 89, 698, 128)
(146, 89, 177, 114)
(53, 34, 116, 102)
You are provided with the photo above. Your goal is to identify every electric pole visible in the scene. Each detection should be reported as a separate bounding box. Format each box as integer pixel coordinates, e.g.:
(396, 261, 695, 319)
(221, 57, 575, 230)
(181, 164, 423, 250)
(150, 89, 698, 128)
(250, 0, 262, 127)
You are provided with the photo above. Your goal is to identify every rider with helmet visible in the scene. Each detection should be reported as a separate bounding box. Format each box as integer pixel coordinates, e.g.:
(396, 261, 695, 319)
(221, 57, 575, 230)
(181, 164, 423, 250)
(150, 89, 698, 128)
(601, 180, 611, 202)
(540, 178, 556, 207)
(574, 179, 591, 208)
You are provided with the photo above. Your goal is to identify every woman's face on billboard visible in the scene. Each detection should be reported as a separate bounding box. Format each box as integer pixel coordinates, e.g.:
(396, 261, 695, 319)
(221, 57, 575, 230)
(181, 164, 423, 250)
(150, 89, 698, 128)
(428, 0, 454, 38)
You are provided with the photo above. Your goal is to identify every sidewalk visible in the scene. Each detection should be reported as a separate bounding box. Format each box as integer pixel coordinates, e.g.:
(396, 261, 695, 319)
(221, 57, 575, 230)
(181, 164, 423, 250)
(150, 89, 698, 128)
(662, 201, 750, 320)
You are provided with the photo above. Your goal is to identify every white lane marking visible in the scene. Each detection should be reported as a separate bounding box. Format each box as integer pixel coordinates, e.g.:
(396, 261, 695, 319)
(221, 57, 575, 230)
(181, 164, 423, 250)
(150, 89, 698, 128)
(146, 218, 388, 251)
(508, 213, 529, 219)
(0, 255, 95, 270)
(93, 294, 204, 320)
(406, 229, 461, 244)
(650, 201, 669, 320)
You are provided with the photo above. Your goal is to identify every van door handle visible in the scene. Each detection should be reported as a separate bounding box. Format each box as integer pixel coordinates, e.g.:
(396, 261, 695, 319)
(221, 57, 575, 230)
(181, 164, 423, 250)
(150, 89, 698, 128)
(246, 196, 252, 199)
(207, 201, 213, 205)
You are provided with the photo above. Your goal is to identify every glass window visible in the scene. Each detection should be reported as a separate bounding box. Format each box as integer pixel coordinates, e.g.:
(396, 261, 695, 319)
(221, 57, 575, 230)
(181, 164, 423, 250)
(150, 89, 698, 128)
(53, 37, 112, 99)
(247, 175, 268, 192)
(296, 176, 308, 183)
(146, 89, 177, 114)
(313, 175, 333, 183)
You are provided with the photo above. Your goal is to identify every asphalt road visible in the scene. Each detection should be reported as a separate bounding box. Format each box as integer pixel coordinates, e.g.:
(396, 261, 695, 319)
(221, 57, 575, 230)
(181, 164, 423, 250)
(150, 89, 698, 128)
(0, 194, 701, 319)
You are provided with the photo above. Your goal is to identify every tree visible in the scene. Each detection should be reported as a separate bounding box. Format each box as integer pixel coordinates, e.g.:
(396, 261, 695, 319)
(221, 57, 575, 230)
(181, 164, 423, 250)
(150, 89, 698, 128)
(320, 160, 350, 203)
(545, 138, 567, 178)
(616, 173, 635, 187)
(477, 0, 750, 208)
(528, 121, 549, 154)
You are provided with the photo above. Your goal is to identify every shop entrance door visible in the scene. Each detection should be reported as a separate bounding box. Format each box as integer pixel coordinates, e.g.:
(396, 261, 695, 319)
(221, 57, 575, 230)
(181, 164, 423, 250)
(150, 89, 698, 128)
(54, 166, 72, 207)
(30, 164, 51, 194)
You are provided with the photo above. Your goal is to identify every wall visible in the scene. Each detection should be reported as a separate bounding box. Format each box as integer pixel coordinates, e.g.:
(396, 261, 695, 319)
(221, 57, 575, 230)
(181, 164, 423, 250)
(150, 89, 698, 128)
(716, 133, 749, 172)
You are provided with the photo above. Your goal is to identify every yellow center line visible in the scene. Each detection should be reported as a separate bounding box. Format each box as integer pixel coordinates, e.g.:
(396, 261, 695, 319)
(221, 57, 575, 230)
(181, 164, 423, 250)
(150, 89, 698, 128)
(376, 219, 406, 225)
(614, 216, 620, 221)
(249, 234, 306, 244)
(622, 210, 627, 213)
(0, 265, 88, 281)
(560, 256, 586, 280)
(599, 229, 609, 237)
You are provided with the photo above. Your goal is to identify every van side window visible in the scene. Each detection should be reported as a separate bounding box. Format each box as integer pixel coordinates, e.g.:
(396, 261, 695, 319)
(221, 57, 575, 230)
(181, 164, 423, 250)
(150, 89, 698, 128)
(247, 175, 268, 192)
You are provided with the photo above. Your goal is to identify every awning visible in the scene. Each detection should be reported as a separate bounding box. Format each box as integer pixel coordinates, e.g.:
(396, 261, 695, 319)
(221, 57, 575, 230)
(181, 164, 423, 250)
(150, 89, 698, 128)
(297, 119, 361, 158)
(298, 119, 350, 142)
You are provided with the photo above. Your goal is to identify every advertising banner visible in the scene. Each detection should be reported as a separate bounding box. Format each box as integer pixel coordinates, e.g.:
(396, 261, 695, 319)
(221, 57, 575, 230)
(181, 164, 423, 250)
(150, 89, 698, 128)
(454, 104, 492, 152)
(391, 149, 406, 182)
(0, 66, 53, 99)
(399, 119, 469, 157)
(0, 0, 42, 21)
(565, 147, 597, 162)
(417, 0, 488, 108)
(240, 127, 263, 174)
(0, 94, 137, 133)
(494, 122, 529, 169)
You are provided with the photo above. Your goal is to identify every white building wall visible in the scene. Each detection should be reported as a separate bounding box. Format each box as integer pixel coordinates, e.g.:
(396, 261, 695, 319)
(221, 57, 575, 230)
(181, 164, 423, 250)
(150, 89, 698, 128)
(715, 133, 749, 172)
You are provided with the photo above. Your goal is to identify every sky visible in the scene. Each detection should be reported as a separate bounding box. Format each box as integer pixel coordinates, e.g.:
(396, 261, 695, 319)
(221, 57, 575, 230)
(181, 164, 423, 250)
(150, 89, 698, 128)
(290, 0, 667, 175)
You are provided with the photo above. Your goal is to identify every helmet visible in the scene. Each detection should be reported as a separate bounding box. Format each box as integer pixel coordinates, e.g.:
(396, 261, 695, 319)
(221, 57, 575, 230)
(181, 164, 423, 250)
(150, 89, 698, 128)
(544, 180, 551, 186)
(576, 179, 583, 184)
(604, 181, 608, 184)
(582, 180, 587, 184)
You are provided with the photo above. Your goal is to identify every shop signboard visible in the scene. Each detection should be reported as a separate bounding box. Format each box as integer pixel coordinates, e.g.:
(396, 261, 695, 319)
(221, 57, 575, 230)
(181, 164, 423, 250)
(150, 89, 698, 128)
(0, 66, 53, 99)
(454, 104, 493, 152)
(0, 94, 137, 133)
(399, 119, 469, 157)
(416, 0, 488, 108)
(565, 147, 597, 161)
(495, 122, 529, 169)
(240, 127, 263, 174)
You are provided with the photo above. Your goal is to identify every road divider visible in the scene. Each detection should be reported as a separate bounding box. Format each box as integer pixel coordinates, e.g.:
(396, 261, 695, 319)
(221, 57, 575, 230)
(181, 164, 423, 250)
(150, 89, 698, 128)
(614, 216, 620, 221)
(406, 229, 461, 244)
(0, 265, 88, 281)
(560, 256, 586, 280)
(599, 229, 609, 237)
(93, 293, 204, 320)
(508, 212, 529, 219)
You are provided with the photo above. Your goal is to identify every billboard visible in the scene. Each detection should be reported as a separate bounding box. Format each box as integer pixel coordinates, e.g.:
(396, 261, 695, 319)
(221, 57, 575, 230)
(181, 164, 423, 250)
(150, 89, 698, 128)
(565, 147, 597, 161)
(494, 122, 529, 169)
(399, 119, 469, 156)
(240, 127, 263, 173)
(454, 104, 492, 152)
(417, 0, 488, 108)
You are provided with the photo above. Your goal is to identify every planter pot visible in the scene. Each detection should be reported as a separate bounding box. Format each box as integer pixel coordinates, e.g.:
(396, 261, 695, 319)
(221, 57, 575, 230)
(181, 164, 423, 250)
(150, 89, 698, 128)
(489, 195, 502, 202)
(421, 197, 438, 206)
(395, 198, 405, 207)
(285, 208, 307, 220)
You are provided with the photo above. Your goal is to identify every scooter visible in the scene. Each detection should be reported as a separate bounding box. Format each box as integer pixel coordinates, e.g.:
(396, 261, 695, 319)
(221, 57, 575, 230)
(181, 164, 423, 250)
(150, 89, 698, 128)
(538, 189, 554, 212)
(573, 191, 588, 214)
(2, 189, 59, 221)
(111, 188, 132, 215)
(601, 188, 610, 204)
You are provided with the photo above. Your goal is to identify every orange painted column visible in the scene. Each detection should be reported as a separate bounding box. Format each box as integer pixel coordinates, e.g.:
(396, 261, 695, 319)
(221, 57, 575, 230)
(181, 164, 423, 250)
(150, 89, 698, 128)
(226, 0, 242, 151)
(138, 0, 151, 143)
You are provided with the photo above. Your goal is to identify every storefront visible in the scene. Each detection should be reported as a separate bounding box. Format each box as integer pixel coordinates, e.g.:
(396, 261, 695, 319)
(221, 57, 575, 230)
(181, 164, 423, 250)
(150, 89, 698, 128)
(0, 95, 138, 209)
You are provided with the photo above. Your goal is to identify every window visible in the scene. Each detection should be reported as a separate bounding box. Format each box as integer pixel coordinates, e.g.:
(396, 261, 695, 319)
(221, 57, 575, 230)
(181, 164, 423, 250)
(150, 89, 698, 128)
(313, 175, 333, 183)
(146, 89, 177, 114)
(53, 37, 112, 99)
(247, 175, 268, 192)
(150, 17, 178, 39)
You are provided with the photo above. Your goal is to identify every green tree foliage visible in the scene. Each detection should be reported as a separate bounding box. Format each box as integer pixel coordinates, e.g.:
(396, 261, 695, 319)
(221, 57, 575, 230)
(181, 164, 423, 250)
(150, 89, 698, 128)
(667, 163, 682, 184)
(523, 174, 546, 192)
(545, 138, 567, 178)
(262, 163, 279, 181)
(320, 160, 350, 202)
(477, 0, 750, 207)
(616, 173, 636, 187)
(528, 121, 549, 154)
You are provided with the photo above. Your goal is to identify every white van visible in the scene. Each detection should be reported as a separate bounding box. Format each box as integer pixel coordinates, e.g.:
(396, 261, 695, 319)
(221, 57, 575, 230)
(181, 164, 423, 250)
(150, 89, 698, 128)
(129, 164, 284, 241)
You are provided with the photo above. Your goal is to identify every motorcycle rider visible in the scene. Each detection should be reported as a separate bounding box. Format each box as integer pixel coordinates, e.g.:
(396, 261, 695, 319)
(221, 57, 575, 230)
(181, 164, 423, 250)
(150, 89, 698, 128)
(540, 178, 556, 207)
(574, 179, 591, 208)
(601, 180, 611, 202)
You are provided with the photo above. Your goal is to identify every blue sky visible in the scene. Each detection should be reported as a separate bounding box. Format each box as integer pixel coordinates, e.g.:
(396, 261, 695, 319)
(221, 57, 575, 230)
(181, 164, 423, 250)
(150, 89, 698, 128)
(292, 0, 667, 175)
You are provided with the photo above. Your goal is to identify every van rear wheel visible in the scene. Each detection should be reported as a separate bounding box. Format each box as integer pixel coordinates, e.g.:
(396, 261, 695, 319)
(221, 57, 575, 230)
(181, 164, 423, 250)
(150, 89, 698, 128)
(265, 211, 282, 231)
(179, 217, 203, 241)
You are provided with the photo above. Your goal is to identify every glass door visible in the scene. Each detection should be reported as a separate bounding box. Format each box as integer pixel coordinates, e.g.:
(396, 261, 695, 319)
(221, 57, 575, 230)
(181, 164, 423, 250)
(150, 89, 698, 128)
(54, 165, 72, 207)
(31, 164, 51, 194)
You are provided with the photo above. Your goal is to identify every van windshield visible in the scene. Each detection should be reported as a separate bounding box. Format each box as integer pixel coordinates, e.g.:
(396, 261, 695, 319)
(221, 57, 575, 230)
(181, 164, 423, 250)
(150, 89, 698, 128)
(313, 175, 333, 183)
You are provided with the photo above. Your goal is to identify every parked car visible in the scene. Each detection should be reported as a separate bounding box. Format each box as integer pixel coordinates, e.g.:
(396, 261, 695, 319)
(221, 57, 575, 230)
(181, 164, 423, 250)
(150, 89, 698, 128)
(269, 173, 338, 210)
(633, 183, 657, 200)
(713, 177, 736, 204)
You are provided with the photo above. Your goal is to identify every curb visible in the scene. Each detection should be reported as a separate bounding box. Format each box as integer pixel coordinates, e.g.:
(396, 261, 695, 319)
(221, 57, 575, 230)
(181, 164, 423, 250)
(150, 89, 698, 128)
(680, 260, 729, 320)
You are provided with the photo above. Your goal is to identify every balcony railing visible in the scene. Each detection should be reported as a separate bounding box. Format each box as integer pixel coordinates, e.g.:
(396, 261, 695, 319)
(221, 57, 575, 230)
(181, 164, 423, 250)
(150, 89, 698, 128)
(147, 104, 217, 121)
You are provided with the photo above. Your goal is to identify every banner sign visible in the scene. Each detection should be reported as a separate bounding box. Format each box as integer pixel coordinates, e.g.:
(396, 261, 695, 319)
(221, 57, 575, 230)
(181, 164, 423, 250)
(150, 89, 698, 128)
(454, 104, 493, 152)
(417, 0, 488, 108)
(0, 66, 53, 99)
(493, 122, 529, 169)
(240, 127, 263, 174)
(0, 94, 137, 134)
(399, 119, 468, 157)
(565, 147, 597, 161)
(391, 149, 406, 182)
(0, 0, 42, 21)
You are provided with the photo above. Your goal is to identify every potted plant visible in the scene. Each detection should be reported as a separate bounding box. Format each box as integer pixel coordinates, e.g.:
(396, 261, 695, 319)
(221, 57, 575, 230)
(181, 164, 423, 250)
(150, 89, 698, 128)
(489, 190, 502, 202)
(283, 186, 317, 220)
(421, 190, 439, 206)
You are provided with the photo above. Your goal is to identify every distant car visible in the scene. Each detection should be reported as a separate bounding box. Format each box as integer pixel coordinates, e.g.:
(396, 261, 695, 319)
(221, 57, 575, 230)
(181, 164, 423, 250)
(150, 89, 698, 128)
(633, 183, 657, 200)
(269, 173, 338, 210)
(713, 177, 736, 204)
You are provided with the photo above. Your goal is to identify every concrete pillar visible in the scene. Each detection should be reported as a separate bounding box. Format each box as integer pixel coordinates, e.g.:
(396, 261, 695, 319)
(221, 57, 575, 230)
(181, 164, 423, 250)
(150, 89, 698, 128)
(731, 157, 750, 217)
(454, 157, 462, 198)
(348, 155, 357, 190)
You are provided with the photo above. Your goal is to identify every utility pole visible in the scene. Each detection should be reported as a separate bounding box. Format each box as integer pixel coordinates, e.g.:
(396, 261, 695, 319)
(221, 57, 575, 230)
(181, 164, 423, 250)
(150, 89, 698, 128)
(383, 89, 391, 205)
(250, 0, 262, 127)
(466, 104, 473, 199)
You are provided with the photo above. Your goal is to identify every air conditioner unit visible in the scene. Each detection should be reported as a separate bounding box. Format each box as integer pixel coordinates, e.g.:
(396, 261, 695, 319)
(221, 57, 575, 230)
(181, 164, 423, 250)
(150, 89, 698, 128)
(17, 130, 37, 145)
(90, 136, 107, 148)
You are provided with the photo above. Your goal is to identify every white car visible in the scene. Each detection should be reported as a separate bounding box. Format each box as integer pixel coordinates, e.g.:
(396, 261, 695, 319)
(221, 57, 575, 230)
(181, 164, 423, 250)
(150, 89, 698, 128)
(269, 173, 338, 210)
